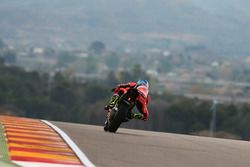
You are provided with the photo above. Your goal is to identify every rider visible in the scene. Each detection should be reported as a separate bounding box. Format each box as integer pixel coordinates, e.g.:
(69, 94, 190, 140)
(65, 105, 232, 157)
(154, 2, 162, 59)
(104, 79, 150, 121)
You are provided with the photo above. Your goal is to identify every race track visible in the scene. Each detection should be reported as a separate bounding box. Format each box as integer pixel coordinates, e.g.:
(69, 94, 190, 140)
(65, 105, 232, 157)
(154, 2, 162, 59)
(53, 122, 250, 167)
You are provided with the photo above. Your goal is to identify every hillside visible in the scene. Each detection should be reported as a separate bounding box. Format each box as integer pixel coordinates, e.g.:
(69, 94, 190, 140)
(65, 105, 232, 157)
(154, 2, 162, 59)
(0, 0, 250, 56)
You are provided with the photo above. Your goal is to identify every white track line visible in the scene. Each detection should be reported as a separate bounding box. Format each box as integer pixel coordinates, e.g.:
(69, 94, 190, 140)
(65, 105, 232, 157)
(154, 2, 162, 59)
(13, 161, 83, 167)
(42, 120, 95, 167)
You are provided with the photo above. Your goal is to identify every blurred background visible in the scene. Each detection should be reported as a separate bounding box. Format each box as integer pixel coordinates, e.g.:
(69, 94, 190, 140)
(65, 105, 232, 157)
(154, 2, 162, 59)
(0, 0, 250, 140)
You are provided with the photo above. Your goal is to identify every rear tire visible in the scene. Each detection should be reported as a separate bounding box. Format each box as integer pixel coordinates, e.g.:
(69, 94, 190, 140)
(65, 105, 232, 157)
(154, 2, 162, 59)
(104, 120, 108, 131)
(108, 106, 128, 133)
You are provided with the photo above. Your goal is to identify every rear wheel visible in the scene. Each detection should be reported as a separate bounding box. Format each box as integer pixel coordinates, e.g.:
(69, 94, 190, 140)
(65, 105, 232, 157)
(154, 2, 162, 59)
(108, 105, 128, 133)
(104, 120, 108, 131)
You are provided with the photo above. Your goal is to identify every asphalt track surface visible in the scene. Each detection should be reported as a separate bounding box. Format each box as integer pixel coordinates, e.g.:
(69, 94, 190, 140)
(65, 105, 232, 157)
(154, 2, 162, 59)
(53, 122, 250, 167)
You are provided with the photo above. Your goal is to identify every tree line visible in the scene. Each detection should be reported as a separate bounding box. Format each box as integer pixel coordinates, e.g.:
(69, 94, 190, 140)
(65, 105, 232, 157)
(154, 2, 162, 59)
(0, 58, 250, 140)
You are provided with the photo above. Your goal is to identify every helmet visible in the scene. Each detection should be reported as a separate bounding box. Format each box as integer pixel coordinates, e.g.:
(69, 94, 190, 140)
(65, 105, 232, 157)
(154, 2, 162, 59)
(136, 79, 149, 89)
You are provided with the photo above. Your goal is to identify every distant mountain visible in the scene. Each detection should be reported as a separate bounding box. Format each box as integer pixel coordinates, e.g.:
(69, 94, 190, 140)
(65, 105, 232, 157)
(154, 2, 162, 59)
(0, 0, 249, 56)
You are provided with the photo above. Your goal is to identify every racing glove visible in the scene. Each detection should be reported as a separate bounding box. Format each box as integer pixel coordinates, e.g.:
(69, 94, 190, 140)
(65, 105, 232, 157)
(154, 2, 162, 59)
(131, 113, 144, 120)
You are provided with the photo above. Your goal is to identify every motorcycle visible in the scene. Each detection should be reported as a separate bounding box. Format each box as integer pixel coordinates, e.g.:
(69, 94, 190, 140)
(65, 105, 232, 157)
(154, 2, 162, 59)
(104, 88, 139, 133)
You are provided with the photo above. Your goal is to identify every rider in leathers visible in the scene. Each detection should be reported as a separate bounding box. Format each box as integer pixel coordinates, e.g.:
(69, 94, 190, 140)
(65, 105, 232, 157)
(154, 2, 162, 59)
(105, 79, 150, 121)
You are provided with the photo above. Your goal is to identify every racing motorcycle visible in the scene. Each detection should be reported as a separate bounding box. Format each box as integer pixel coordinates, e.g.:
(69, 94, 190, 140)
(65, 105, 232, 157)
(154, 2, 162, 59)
(104, 88, 139, 133)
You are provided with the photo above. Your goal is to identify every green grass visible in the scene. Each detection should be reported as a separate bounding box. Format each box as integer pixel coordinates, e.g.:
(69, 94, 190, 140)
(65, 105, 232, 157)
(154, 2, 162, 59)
(0, 124, 9, 161)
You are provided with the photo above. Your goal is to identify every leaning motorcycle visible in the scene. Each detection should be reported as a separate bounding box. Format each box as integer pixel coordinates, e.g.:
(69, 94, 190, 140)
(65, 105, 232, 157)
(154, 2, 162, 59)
(104, 88, 139, 133)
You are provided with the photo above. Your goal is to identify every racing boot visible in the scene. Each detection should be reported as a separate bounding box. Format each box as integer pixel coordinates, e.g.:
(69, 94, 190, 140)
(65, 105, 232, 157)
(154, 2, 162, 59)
(104, 94, 120, 111)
